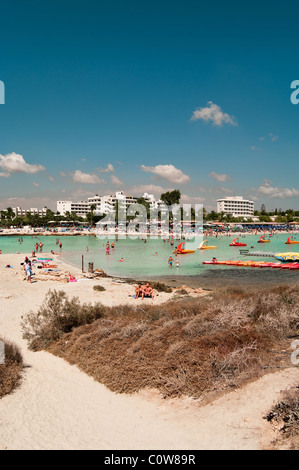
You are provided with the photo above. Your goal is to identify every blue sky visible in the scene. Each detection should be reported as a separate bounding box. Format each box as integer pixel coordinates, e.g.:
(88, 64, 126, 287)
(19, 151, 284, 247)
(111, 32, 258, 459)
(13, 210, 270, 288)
(1, 0, 299, 211)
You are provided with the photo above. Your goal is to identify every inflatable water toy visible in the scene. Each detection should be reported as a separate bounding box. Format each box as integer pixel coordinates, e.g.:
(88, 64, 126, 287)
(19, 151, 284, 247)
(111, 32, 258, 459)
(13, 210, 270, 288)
(275, 252, 299, 262)
(285, 236, 299, 245)
(280, 263, 297, 269)
(176, 242, 195, 254)
(198, 240, 217, 250)
(257, 236, 270, 243)
(288, 263, 299, 270)
(201, 259, 299, 269)
(258, 262, 277, 268)
(229, 238, 247, 247)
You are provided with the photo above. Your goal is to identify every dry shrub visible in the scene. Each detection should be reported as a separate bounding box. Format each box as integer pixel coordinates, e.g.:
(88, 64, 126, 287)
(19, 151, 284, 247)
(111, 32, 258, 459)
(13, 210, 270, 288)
(21, 285, 299, 399)
(21, 290, 109, 350)
(0, 337, 23, 399)
(93, 285, 106, 292)
(265, 386, 299, 449)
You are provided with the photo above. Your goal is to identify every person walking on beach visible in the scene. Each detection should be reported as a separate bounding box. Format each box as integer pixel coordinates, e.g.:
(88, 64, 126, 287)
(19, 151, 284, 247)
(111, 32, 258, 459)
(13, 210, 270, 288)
(25, 260, 33, 283)
(168, 256, 173, 267)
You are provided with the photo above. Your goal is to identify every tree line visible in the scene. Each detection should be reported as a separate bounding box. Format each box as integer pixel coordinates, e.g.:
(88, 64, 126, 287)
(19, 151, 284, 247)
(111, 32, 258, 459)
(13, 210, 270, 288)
(1, 192, 298, 228)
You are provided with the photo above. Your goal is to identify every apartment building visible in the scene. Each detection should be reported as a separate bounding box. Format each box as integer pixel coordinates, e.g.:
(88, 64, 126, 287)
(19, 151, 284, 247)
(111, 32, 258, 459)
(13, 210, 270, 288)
(217, 196, 254, 218)
(57, 191, 170, 218)
(56, 200, 90, 218)
(13, 207, 48, 217)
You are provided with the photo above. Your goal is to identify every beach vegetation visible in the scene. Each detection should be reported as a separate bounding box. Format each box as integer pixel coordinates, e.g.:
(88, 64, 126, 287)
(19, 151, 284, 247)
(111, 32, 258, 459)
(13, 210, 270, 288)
(0, 337, 23, 399)
(265, 385, 299, 449)
(93, 285, 106, 292)
(21, 285, 299, 402)
(21, 290, 108, 350)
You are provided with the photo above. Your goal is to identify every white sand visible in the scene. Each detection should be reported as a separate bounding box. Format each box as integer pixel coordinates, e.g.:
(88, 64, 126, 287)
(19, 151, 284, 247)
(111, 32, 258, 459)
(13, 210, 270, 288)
(0, 252, 298, 450)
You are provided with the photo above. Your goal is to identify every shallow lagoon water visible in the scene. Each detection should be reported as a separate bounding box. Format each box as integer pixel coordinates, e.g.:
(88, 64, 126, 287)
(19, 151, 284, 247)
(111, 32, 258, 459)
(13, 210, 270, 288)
(2, 232, 299, 287)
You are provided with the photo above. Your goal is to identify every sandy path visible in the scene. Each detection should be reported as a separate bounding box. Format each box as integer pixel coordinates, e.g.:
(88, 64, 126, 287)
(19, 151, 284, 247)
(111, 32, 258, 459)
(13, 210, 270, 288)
(0, 253, 298, 450)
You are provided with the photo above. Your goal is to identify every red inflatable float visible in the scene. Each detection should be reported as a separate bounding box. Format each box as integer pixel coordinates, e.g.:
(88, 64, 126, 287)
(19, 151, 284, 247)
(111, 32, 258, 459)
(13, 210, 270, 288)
(229, 237, 247, 247)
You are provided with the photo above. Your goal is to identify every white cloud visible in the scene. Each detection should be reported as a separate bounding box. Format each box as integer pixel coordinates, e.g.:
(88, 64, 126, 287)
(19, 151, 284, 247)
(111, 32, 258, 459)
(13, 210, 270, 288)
(110, 174, 123, 186)
(48, 175, 54, 182)
(0, 152, 45, 176)
(129, 184, 168, 197)
(191, 101, 237, 126)
(4, 196, 55, 210)
(72, 170, 104, 184)
(140, 164, 190, 184)
(269, 133, 279, 142)
(255, 180, 299, 199)
(209, 171, 230, 182)
(258, 134, 278, 142)
(70, 187, 97, 199)
(99, 163, 114, 173)
(220, 187, 234, 194)
(32, 182, 39, 187)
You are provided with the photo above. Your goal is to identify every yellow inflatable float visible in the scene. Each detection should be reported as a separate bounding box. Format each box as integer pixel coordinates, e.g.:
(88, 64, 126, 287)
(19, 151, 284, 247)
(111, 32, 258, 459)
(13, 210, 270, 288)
(175, 242, 195, 254)
(275, 252, 299, 262)
(257, 235, 270, 243)
(198, 240, 217, 250)
(285, 236, 299, 245)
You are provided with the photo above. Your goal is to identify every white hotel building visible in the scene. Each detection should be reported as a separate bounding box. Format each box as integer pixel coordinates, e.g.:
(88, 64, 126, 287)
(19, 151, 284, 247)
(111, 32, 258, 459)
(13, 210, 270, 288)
(13, 207, 48, 217)
(57, 191, 167, 218)
(56, 200, 90, 218)
(217, 196, 254, 218)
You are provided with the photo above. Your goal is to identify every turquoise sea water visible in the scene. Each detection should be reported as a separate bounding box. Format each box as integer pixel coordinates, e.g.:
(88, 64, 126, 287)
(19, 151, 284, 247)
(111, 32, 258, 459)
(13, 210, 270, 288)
(2, 233, 299, 285)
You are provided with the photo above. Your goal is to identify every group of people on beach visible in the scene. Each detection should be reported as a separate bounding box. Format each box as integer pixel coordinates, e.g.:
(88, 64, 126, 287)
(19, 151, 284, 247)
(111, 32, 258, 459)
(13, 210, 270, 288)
(105, 241, 115, 255)
(135, 282, 154, 299)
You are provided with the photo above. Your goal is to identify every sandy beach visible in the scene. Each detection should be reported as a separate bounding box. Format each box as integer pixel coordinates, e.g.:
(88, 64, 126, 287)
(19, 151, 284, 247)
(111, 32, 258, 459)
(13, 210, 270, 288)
(0, 252, 298, 450)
